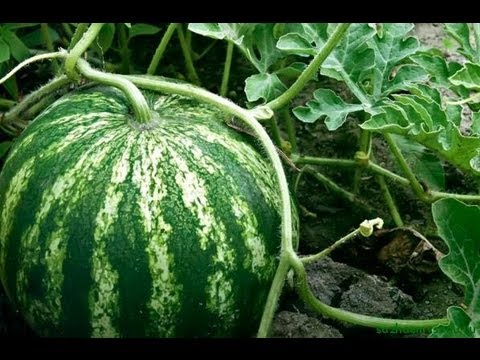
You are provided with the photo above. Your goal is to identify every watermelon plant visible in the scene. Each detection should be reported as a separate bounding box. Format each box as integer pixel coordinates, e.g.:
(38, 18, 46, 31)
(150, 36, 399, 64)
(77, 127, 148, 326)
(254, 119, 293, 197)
(0, 23, 479, 338)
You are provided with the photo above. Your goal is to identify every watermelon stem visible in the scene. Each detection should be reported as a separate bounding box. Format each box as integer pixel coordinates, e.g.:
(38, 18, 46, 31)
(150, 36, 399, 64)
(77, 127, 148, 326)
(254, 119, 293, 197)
(176, 24, 201, 86)
(384, 133, 433, 203)
(265, 23, 351, 113)
(1, 75, 71, 128)
(289, 220, 448, 332)
(256, 254, 291, 337)
(291, 258, 448, 332)
(76, 58, 153, 123)
(68, 23, 89, 50)
(41, 24, 60, 73)
(373, 150, 404, 227)
(352, 129, 371, 194)
(147, 23, 178, 76)
(65, 23, 105, 81)
(220, 41, 234, 97)
(0, 52, 66, 86)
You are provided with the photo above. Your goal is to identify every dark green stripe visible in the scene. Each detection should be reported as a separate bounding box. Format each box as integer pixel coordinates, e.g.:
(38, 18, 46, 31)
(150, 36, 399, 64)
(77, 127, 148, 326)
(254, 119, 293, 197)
(153, 139, 212, 337)
(108, 143, 152, 337)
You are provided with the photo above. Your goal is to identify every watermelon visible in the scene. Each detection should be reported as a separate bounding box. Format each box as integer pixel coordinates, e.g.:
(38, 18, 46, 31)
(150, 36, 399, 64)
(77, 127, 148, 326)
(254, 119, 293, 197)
(0, 85, 296, 337)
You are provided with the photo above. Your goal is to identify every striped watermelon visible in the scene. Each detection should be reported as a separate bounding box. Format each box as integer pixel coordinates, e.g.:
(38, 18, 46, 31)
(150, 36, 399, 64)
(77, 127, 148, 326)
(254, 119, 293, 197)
(0, 85, 295, 337)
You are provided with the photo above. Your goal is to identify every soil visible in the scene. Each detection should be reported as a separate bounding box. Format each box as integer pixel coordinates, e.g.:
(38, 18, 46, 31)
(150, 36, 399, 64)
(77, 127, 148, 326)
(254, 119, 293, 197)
(0, 23, 470, 338)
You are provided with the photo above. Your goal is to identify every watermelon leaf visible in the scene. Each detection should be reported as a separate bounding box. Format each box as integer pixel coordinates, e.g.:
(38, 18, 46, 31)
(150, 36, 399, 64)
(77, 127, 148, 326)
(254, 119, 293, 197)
(188, 23, 293, 104)
(283, 23, 427, 129)
(430, 199, 480, 337)
(444, 23, 479, 62)
(360, 87, 480, 177)
(293, 88, 364, 130)
(128, 23, 161, 39)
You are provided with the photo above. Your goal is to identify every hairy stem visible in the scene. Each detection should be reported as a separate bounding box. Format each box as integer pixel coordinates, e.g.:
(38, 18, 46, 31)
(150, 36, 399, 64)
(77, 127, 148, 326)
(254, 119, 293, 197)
(283, 109, 298, 154)
(256, 254, 291, 337)
(294, 154, 480, 203)
(41, 23, 59, 73)
(117, 24, 131, 74)
(62, 23, 74, 38)
(376, 174, 404, 227)
(65, 23, 104, 80)
(301, 229, 360, 264)
(266, 23, 351, 112)
(0, 99, 16, 109)
(293, 155, 357, 167)
(147, 23, 178, 75)
(2, 75, 71, 126)
(176, 24, 201, 86)
(269, 115, 283, 147)
(0, 52, 66, 85)
(68, 23, 88, 50)
(353, 130, 371, 193)
(384, 133, 431, 202)
(430, 190, 480, 202)
(293, 260, 447, 331)
(368, 162, 410, 186)
(195, 40, 218, 61)
(76, 59, 151, 123)
(304, 165, 355, 202)
(220, 41, 234, 97)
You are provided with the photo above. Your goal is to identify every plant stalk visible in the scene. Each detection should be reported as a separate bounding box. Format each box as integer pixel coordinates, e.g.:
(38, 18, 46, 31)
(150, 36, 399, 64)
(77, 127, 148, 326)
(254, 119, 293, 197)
(383, 133, 431, 202)
(220, 41, 234, 97)
(117, 24, 131, 74)
(147, 23, 178, 75)
(76, 59, 151, 123)
(2, 75, 71, 126)
(40, 23, 59, 73)
(293, 260, 447, 331)
(176, 24, 201, 86)
(266, 23, 351, 112)
(283, 109, 298, 154)
(353, 129, 371, 193)
(301, 229, 360, 264)
(68, 23, 88, 50)
(376, 174, 404, 227)
(65, 23, 104, 80)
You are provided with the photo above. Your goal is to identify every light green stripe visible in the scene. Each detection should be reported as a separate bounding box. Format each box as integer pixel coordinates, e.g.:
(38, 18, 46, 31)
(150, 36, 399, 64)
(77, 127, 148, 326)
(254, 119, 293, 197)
(7, 114, 122, 163)
(230, 197, 273, 280)
(188, 124, 279, 209)
(89, 136, 135, 337)
(133, 134, 181, 337)
(16, 131, 124, 327)
(25, 228, 67, 329)
(167, 133, 273, 280)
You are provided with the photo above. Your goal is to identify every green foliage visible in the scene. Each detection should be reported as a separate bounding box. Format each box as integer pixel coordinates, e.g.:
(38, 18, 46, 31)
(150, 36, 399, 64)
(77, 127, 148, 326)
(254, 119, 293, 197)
(431, 198, 480, 337)
(293, 88, 363, 130)
(444, 23, 480, 62)
(188, 23, 298, 103)
(283, 23, 428, 129)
